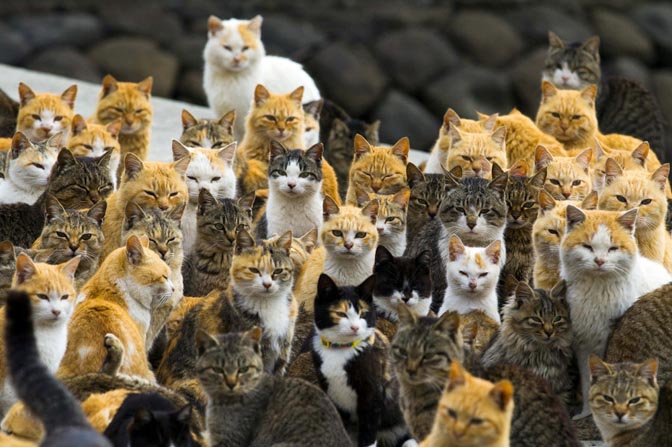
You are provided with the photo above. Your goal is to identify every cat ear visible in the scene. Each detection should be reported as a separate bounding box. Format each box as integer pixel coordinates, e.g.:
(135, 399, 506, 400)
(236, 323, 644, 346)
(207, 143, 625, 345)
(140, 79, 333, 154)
(375, 245, 394, 266)
(357, 275, 376, 302)
(247, 15, 263, 37)
(574, 148, 592, 173)
(581, 36, 600, 56)
(581, 190, 598, 210)
(443, 108, 461, 130)
(126, 235, 146, 265)
(245, 326, 263, 344)
(275, 231, 293, 253)
(171, 139, 192, 162)
(616, 208, 638, 233)
(637, 358, 659, 388)
(651, 164, 670, 192)
(197, 190, 217, 215)
(305, 143, 323, 165)
(237, 192, 256, 213)
(123, 153, 144, 181)
(448, 235, 465, 261)
(124, 201, 147, 230)
(488, 173, 508, 198)
(54, 149, 78, 177)
(537, 189, 556, 213)
(435, 311, 461, 341)
(593, 138, 606, 161)
(303, 99, 323, 119)
(548, 31, 565, 49)
(604, 158, 623, 186)
(508, 160, 528, 178)
(369, 120, 381, 134)
(480, 112, 498, 132)
(299, 228, 318, 254)
(406, 163, 425, 188)
(444, 165, 462, 190)
(580, 84, 598, 105)
(528, 167, 547, 188)
(254, 84, 270, 106)
(235, 230, 256, 255)
(490, 126, 506, 147)
(514, 281, 535, 305)
(87, 200, 107, 227)
(207, 15, 224, 36)
(173, 155, 191, 177)
(101, 74, 119, 98)
(58, 256, 81, 282)
(489, 380, 514, 411)
(323, 196, 340, 220)
(316, 273, 338, 304)
(353, 134, 372, 159)
(588, 354, 613, 383)
(10, 132, 32, 159)
(136, 77, 153, 99)
(174, 405, 192, 425)
(18, 82, 36, 106)
(218, 142, 236, 165)
(355, 189, 372, 208)
(361, 199, 379, 224)
(47, 131, 64, 149)
(168, 201, 186, 222)
(447, 361, 468, 391)
(534, 145, 554, 171)
(491, 162, 505, 179)
(0, 241, 15, 263)
(218, 110, 236, 133)
(196, 329, 220, 357)
(565, 205, 586, 230)
(106, 119, 122, 139)
(60, 84, 77, 109)
(181, 109, 198, 130)
(45, 194, 66, 223)
(541, 81, 558, 102)
(550, 279, 567, 300)
(390, 137, 409, 163)
(14, 253, 37, 285)
(485, 240, 502, 265)
(397, 303, 418, 327)
(448, 124, 462, 145)
(502, 275, 519, 300)
(71, 114, 88, 135)
(631, 142, 649, 166)
(392, 188, 411, 208)
(288, 86, 304, 106)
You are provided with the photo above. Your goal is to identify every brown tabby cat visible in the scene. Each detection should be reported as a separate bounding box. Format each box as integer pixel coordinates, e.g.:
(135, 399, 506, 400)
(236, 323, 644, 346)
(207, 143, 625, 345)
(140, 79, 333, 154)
(67, 114, 121, 186)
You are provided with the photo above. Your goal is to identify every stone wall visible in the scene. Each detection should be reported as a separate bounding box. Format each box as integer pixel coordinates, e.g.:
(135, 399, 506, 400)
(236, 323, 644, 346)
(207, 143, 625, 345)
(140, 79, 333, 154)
(1, 0, 671, 153)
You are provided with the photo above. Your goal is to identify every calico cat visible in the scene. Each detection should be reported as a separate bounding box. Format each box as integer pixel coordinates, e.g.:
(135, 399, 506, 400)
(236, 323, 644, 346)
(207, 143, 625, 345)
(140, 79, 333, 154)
(419, 361, 514, 447)
(444, 126, 507, 179)
(310, 274, 409, 447)
(182, 191, 254, 297)
(179, 108, 235, 149)
(16, 82, 77, 142)
(482, 281, 574, 403)
(203, 15, 321, 140)
(356, 189, 410, 257)
(0, 131, 61, 205)
(560, 206, 672, 417)
(534, 145, 592, 200)
(196, 327, 351, 447)
(0, 149, 114, 248)
(68, 114, 122, 187)
(303, 99, 323, 147)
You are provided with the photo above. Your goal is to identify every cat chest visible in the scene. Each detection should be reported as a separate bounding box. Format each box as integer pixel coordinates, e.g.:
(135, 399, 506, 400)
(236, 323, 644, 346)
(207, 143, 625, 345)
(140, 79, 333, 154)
(34, 323, 69, 372)
(317, 348, 360, 416)
(266, 196, 322, 235)
(242, 298, 291, 351)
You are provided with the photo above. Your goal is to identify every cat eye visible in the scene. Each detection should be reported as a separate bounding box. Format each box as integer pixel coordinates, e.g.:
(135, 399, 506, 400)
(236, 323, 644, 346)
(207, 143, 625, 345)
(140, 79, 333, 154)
(628, 397, 641, 404)
(385, 217, 396, 223)
(523, 202, 535, 209)
(471, 417, 484, 425)
(31, 114, 41, 120)
(187, 176, 197, 181)
(240, 365, 250, 372)
(556, 63, 563, 69)
(167, 238, 176, 243)
(188, 140, 200, 146)
(272, 169, 287, 177)
(36, 294, 49, 301)
(162, 275, 168, 280)
(553, 316, 566, 325)
(54, 116, 63, 122)
(603, 395, 614, 403)
(249, 267, 260, 274)
(56, 231, 68, 238)
(104, 146, 115, 152)
(60, 294, 69, 301)
(31, 163, 45, 170)
(455, 207, 465, 213)
(299, 172, 313, 178)
(223, 45, 232, 51)
(415, 198, 427, 206)
(144, 190, 158, 198)
(447, 408, 458, 419)
(640, 199, 652, 205)
(135, 109, 144, 114)
(211, 142, 225, 148)
(615, 195, 627, 203)
(169, 192, 179, 197)
(273, 269, 284, 275)
(211, 177, 221, 182)
(100, 184, 113, 193)
(264, 115, 277, 121)
(479, 209, 490, 216)
(112, 107, 124, 113)
(332, 230, 343, 237)
(550, 112, 560, 118)
(392, 346, 407, 357)
(148, 238, 158, 246)
(486, 157, 493, 161)
(355, 232, 367, 238)
(80, 233, 92, 241)
(571, 180, 582, 186)
(549, 179, 560, 186)
(582, 244, 593, 251)
(608, 246, 619, 252)
(237, 224, 249, 231)
(478, 272, 488, 278)
(458, 271, 469, 277)
(285, 117, 296, 122)
(242, 46, 250, 51)
(82, 144, 93, 150)
(215, 223, 224, 230)
(571, 115, 582, 120)
(548, 229, 560, 236)
(461, 155, 473, 162)
(526, 317, 542, 326)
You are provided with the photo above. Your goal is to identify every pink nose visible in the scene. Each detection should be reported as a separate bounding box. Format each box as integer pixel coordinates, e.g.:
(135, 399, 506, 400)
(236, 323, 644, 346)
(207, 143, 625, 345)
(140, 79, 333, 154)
(469, 283, 477, 290)
(351, 326, 359, 332)
(377, 227, 384, 234)
(595, 258, 605, 267)
(344, 242, 353, 250)
(287, 182, 296, 189)
(263, 281, 272, 289)
(52, 310, 61, 316)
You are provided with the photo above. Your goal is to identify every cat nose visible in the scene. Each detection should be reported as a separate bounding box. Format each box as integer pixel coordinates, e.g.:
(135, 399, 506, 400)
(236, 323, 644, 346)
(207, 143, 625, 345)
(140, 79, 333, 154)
(427, 206, 437, 218)
(52, 309, 61, 316)
(124, 116, 134, 126)
(371, 184, 381, 192)
(350, 325, 359, 332)
(594, 258, 606, 267)
(69, 244, 78, 253)
(544, 327, 554, 337)
(225, 374, 237, 390)
(376, 226, 384, 234)
(158, 201, 170, 211)
(562, 190, 571, 199)
(262, 281, 272, 290)
(157, 247, 168, 259)
(510, 210, 521, 219)
(469, 282, 477, 290)
(467, 221, 476, 230)
(614, 411, 625, 421)
(344, 241, 354, 250)
(287, 181, 296, 189)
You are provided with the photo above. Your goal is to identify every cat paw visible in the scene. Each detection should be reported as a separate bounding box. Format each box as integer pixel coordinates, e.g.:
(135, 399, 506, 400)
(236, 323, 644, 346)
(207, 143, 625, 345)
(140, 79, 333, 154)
(402, 440, 419, 447)
(572, 409, 592, 420)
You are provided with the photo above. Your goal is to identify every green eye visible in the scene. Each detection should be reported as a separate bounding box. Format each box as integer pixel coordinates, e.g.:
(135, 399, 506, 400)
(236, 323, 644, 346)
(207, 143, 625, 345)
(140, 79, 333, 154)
(215, 223, 224, 230)
(629, 397, 641, 404)
(355, 232, 367, 238)
(392, 346, 407, 357)
(299, 172, 312, 178)
(332, 230, 343, 237)
(523, 202, 535, 209)
(273, 269, 283, 275)
(249, 267, 260, 274)
(56, 231, 67, 238)
(385, 217, 396, 223)
(80, 233, 92, 241)
(240, 365, 250, 373)
(603, 395, 614, 403)
(37, 294, 49, 300)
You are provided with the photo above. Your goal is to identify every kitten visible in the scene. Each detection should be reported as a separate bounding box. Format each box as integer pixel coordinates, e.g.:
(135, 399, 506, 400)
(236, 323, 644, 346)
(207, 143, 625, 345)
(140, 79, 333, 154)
(589, 356, 669, 447)
(561, 206, 672, 417)
(0, 254, 80, 415)
(16, 82, 77, 142)
(482, 281, 574, 402)
(171, 140, 236, 258)
(182, 191, 254, 297)
(439, 236, 502, 323)
(419, 361, 514, 447)
(444, 126, 507, 178)
(310, 274, 410, 447)
(203, 15, 321, 140)
(68, 114, 121, 187)
(0, 131, 61, 205)
(303, 99, 323, 147)
(93, 75, 153, 165)
(345, 134, 409, 205)
(534, 145, 592, 200)
(179, 108, 235, 149)
(196, 327, 351, 447)
(357, 189, 410, 257)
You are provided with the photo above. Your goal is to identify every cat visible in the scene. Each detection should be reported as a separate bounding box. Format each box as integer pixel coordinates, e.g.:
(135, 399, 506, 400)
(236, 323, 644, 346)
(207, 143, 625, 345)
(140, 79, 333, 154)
(0, 88, 19, 138)
(308, 274, 410, 447)
(92, 75, 153, 165)
(419, 361, 514, 447)
(444, 126, 507, 179)
(196, 327, 351, 447)
(356, 189, 410, 257)
(203, 15, 321, 141)
(592, 142, 647, 193)
(67, 114, 121, 188)
(544, 32, 666, 162)
(267, 228, 318, 284)
(481, 280, 574, 403)
(303, 99, 323, 147)
(3, 290, 112, 447)
(588, 356, 671, 447)
(346, 134, 409, 205)
(0, 240, 15, 290)
(0, 254, 80, 416)
(0, 131, 61, 205)
(16, 82, 77, 142)
(58, 235, 173, 380)
(534, 145, 592, 200)
(182, 191, 255, 297)
(439, 235, 502, 323)
(179, 108, 235, 149)
(560, 206, 672, 418)
(0, 149, 114, 248)
(171, 140, 236, 258)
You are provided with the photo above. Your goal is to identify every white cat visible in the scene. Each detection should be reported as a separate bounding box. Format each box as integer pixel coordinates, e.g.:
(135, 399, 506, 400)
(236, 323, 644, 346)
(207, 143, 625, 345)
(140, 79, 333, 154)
(439, 236, 502, 323)
(203, 15, 321, 140)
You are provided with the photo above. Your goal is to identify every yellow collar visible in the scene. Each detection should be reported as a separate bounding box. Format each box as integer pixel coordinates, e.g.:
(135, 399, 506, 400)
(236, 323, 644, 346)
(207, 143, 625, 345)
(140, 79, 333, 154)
(320, 333, 375, 349)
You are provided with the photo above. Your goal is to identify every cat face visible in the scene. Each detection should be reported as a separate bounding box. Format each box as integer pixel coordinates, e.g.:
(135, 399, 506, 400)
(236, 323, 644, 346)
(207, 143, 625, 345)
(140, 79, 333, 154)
(68, 115, 121, 159)
(314, 274, 376, 344)
(350, 135, 408, 196)
(589, 356, 658, 433)
(196, 328, 265, 395)
(445, 127, 507, 178)
(536, 81, 598, 145)
(446, 236, 502, 296)
(48, 149, 114, 209)
(124, 235, 174, 304)
(268, 141, 323, 196)
(303, 100, 323, 147)
(407, 163, 461, 226)
(266, 228, 317, 281)
(197, 191, 254, 250)
(205, 15, 264, 72)
(95, 75, 153, 135)
(357, 189, 409, 240)
(543, 32, 601, 89)
(248, 85, 304, 143)
(0, 241, 16, 290)
(230, 231, 294, 297)
(120, 155, 189, 214)
(172, 140, 236, 204)
(592, 143, 649, 193)
(372, 246, 432, 320)
(180, 109, 235, 149)
(321, 197, 379, 258)
(123, 202, 183, 266)
(7, 132, 60, 189)
(535, 146, 592, 200)
(16, 82, 77, 141)
(12, 253, 79, 325)
(504, 167, 546, 229)
(127, 405, 194, 447)
(434, 109, 499, 155)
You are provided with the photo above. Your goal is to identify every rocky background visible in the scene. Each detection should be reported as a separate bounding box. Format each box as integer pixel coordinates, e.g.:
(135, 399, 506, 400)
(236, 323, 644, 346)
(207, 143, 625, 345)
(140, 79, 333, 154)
(1, 0, 672, 153)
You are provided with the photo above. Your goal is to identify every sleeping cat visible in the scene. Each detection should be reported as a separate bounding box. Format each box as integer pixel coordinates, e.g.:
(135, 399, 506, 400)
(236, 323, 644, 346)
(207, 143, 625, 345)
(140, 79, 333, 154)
(16, 82, 77, 142)
(203, 15, 321, 140)
(179, 108, 235, 149)
(534, 145, 592, 200)
(303, 99, 323, 147)
(356, 189, 410, 257)
(444, 126, 507, 179)
(67, 114, 121, 187)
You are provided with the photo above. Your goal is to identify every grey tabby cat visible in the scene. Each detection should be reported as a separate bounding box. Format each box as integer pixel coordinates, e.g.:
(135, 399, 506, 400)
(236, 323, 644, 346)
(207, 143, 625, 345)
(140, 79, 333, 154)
(179, 108, 235, 149)
(182, 190, 254, 297)
(543, 31, 666, 161)
(197, 328, 352, 447)
(482, 280, 574, 403)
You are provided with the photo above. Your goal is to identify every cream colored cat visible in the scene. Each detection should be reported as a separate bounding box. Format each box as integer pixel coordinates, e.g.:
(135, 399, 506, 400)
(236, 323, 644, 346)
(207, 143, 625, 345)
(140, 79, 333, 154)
(534, 145, 592, 200)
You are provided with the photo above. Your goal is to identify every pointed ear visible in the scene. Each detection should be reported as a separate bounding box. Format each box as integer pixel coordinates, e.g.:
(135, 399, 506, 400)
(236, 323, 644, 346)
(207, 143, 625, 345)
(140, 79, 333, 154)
(269, 140, 287, 160)
(124, 201, 146, 230)
(355, 188, 372, 208)
(447, 361, 468, 391)
(101, 74, 119, 98)
(353, 134, 372, 159)
(491, 126, 506, 147)
(198, 189, 218, 215)
(18, 82, 36, 106)
(488, 173, 508, 198)
(589, 354, 613, 383)
(207, 15, 224, 35)
(317, 273, 338, 303)
(575, 148, 592, 172)
(60, 84, 77, 109)
(508, 160, 528, 178)
(171, 139, 191, 161)
(550, 279, 567, 300)
(275, 231, 293, 253)
(515, 281, 535, 304)
(87, 200, 107, 226)
(548, 31, 565, 48)
(490, 380, 514, 411)
(537, 189, 556, 213)
(245, 326, 263, 345)
(392, 188, 410, 208)
(491, 162, 505, 179)
(443, 108, 461, 129)
(529, 167, 547, 188)
(254, 84, 270, 106)
(631, 142, 649, 167)
(361, 199, 379, 224)
(375, 245, 394, 266)
(604, 158, 623, 185)
(390, 137, 410, 163)
(299, 228, 318, 253)
(485, 240, 502, 265)
(448, 235, 465, 261)
(305, 143, 324, 165)
(175, 405, 192, 425)
(218, 142, 236, 164)
(581, 35, 600, 56)
(445, 165, 463, 189)
(397, 303, 418, 327)
(406, 162, 425, 188)
(541, 81, 558, 102)
(126, 235, 146, 265)
(535, 145, 554, 171)
(303, 99, 323, 118)
(581, 190, 598, 210)
(357, 275, 376, 301)
(181, 109, 198, 130)
(71, 114, 88, 135)
(173, 155, 191, 177)
(14, 253, 37, 285)
(480, 113, 498, 132)
(617, 208, 638, 233)
(218, 110, 236, 133)
(322, 196, 340, 221)
(288, 86, 304, 106)
(10, 132, 32, 159)
(137, 77, 153, 99)
(58, 256, 81, 282)
(0, 241, 15, 263)
(637, 358, 659, 388)
(416, 250, 432, 271)
(196, 329, 220, 357)
(435, 310, 461, 338)
(566, 205, 586, 230)
(54, 148, 78, 176)
(45, 195, 66, 223)
(247, 15, 263, 37)
(106, 119, 122, 139)
(123, 153, 144, 181)
(237, 192, 256, 212)
(651, 164, 669, 192)
(593, 138, 606, 161)
(581, 84, 598, 105)
(448, 124, 462, 145)
(502, 274, 519, 299)
(234, 230, 256, 255)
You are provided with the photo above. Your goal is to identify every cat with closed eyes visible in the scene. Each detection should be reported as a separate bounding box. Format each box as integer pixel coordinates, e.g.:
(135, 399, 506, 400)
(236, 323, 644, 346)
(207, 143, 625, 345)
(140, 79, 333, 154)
(179, 108, 235, 149)
(356, 189, 410, 257)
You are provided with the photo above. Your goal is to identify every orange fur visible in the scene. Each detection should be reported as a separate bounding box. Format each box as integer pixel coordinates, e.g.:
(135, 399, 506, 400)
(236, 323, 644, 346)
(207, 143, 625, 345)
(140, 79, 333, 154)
(534, 146, 592, 200)
(445, 126, 507, 178)
(16, 82, 77, 142)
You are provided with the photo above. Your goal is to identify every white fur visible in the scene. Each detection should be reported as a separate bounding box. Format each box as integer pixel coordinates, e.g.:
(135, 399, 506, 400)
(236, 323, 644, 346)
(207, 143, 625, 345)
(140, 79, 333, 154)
(113, 275, 174, 340)
(23, 109, 68, 142)
(542, 62, 582, 89)
(203, 17, 321, 140)
(376, 216, 407, 257)
(0, 149, 57, 204)
(303, 127, 320, 148)
(374, 290, 431, 322)
(424, 141, 446, 175)
(439, 223, 506, 269)
(324, 243, 376, 288)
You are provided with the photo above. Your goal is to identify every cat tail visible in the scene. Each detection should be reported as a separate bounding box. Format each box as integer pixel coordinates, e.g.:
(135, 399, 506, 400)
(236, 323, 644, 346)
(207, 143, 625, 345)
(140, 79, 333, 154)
(5, 290, 92, 432)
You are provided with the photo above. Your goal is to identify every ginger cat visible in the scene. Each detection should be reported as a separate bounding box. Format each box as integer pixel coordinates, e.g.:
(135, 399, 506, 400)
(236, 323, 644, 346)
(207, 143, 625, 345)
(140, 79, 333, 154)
(345, 134, 408, 205)
(16, 82, 77, 142)
(534, 145, 592, 200)
(58, 235, 173, 380)
(445, 126, 507, 179)
(101, 154, 189, 259)
(419, 361, 514, 447)
(67, 114, 122, 187)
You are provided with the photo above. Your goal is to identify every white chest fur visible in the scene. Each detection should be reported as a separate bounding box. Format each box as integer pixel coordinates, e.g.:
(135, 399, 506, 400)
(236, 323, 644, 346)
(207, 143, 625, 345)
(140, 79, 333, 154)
(242, 292, 291, 353)
(314, 336, 360, 416)
(181, 203, 199, 257)
(266, 189, 323, 238)
(114, 276, 153, 338)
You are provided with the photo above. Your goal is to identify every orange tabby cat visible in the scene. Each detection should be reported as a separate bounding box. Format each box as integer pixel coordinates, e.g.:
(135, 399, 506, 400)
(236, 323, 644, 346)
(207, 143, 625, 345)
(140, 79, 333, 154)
(16, 82, 77, 142)
(445, 126, 507, 178)
(534, 145, 592, 200)
(67, 114, 122, 186)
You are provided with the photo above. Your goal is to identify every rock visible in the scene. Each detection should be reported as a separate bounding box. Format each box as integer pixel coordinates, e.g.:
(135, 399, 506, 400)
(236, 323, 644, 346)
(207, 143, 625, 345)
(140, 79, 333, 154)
(374, 28, 459, 92)
(449, 11, 524, 66)
(506, 6, 593, 45)
(88, 37, 179, 97)
(592, 9, 654, 62)
(307, 43, 387, 116)
(605, 57, 652, 90)
(176, 70, 207, 106)
(170, 34, 206, 70)
(422, 65, 515, 119)
(510, 47, 547, 117)
(0, 22, 31, 64)
(99, 5, 183, 46)
(634, 3, 672, 61)
(25, 46, 102, 83)
(652, 70, 672, 161)
(262, 15, 326, 60)
(10, 13, 103, 49)
(372, 90, 441, 152)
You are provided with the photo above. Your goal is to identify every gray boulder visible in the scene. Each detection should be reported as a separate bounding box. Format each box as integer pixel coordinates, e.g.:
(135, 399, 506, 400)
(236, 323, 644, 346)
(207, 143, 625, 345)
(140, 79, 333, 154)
(10, 13, 103, 49)
(25, 46, 101, 83)
(449, 11, 523, 66)
(592, 9, 654, 62)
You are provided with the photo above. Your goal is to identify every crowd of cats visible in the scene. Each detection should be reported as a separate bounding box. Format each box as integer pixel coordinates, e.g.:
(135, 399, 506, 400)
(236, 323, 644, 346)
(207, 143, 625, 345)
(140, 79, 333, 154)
(0, 12, 670, 447)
